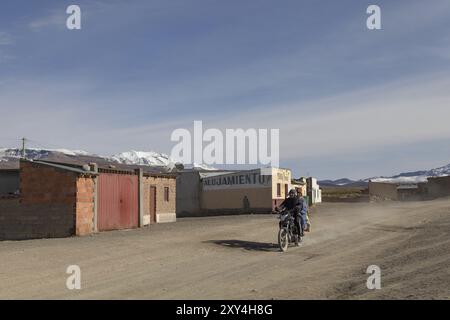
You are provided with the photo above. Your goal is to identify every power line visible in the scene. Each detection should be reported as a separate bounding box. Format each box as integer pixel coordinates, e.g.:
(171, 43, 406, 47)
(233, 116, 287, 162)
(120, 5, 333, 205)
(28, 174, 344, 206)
(0, 137, 22, 143)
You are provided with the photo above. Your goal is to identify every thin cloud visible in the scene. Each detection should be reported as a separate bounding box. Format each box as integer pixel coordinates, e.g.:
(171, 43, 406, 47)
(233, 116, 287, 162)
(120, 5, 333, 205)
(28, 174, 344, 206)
(0, 32, 13, 63)
(29, 10, 66, 31)
(0, 32, 13, 45)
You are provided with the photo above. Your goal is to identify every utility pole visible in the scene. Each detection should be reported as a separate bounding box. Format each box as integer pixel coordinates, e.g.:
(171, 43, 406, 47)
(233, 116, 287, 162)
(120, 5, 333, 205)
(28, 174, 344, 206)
(21, 137, 26, 159)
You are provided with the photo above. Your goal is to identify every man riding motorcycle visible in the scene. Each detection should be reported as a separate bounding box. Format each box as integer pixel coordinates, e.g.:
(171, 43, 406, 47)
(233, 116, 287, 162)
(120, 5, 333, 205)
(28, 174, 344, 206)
(278, 189, 305, 239)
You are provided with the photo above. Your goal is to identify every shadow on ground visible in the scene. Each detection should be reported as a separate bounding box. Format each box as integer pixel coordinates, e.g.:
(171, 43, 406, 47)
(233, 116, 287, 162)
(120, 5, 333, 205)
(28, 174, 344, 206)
(206, 239, 280, 252)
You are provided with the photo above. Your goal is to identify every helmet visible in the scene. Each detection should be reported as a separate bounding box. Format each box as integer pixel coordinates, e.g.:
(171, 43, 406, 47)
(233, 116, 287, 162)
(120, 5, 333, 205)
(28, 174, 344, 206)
(288, 189, 297, 197)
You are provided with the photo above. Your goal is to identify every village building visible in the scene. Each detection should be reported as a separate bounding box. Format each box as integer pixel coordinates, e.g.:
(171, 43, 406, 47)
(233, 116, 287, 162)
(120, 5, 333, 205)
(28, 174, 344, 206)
(0, 159, 176, 241)
(177, 167, 316, 216)
(306, 177, 322, 205)
(291, 178, 307, 197)
(369, 176, 450, 201)
(426, 176, 450, 199)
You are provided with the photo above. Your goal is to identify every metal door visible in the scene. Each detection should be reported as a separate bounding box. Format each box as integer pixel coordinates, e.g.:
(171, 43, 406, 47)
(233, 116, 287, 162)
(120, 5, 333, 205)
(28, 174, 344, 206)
(98, 172, 139, 231)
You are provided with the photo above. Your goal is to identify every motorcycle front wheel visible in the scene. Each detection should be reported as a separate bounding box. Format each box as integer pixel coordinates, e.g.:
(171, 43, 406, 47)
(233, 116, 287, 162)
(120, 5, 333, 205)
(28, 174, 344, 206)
(278, 228, 289, 252)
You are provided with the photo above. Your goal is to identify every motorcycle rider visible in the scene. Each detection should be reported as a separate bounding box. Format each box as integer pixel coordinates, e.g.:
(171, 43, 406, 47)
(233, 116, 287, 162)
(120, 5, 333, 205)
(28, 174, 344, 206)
(278, 189, 303, 238)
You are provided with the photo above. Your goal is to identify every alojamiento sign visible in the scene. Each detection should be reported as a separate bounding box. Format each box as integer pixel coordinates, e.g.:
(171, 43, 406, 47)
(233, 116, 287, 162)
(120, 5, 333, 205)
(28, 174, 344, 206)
(202, 172, 272, 187)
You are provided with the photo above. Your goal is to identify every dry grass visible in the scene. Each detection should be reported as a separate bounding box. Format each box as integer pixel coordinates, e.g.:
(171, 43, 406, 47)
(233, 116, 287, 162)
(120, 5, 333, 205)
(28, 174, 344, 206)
(322, 187, 368, 202)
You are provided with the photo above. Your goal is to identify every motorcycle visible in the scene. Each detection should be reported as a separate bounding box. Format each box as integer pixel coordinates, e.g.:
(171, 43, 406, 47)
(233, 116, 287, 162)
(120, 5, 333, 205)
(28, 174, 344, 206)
(276, 207, 303, 252)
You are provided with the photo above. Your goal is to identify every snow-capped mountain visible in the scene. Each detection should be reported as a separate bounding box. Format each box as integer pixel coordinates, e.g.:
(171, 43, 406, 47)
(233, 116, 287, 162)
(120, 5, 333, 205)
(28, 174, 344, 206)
(320, 162, 450, 187)
(0, 148, 216, 172)
(110, 151, 176, 171)
(369, 163, 450, 184)
(186, 163, 218, 171)
(425, 163, 450, 177)
(0, 148, 90, 161)
(109, 151, 219, 171)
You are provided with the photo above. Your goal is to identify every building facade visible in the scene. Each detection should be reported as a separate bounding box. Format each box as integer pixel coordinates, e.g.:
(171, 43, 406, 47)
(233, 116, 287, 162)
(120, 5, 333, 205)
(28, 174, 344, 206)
(0, 159, 176, 241)
(426, 176, 450, 199)
(201, 169, 272, 215)
(176, 168, 321, 216)
(369, 176, 450, 202)
(307, 177, 322, 205)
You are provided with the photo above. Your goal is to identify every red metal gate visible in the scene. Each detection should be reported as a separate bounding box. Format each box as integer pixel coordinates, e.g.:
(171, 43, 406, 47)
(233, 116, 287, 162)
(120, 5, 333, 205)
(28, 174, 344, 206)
(97, 172, 139, 231)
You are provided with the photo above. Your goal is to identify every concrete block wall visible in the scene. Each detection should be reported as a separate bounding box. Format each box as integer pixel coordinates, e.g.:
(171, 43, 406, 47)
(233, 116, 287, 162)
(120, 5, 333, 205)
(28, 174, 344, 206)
(427, 177, 450, 199)
(142, 176, 176, 224)
(0, 199, 75, 240)
(368, 181, 399, 201)
(201, 187, 272, 214)
(176, 171, 201, 217)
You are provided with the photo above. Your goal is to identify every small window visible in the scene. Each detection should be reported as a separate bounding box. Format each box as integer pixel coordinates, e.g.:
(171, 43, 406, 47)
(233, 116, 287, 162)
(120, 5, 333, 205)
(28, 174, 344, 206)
(277, 183, 281, 197)
(164, 187, 169, 202)
(285, 184, 288, 198)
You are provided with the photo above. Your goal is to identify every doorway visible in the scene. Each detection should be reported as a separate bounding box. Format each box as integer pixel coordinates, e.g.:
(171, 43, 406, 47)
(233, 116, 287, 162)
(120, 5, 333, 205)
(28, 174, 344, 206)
(149, 186, 157, 224)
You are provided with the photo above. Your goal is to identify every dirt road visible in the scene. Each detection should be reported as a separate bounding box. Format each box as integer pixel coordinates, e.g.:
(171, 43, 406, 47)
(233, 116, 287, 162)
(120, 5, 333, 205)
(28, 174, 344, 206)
(0, 199, 449, 299)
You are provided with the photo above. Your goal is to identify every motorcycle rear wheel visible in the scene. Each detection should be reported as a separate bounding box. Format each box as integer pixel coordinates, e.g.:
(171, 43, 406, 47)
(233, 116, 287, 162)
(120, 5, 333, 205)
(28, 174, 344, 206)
(278, 228, 289, 252)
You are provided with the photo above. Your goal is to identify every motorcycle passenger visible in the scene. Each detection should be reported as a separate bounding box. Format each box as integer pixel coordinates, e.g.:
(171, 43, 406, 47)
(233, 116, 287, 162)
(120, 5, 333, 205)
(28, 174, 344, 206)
(297, 190, 309, 232)
(278, 189, 303, 237)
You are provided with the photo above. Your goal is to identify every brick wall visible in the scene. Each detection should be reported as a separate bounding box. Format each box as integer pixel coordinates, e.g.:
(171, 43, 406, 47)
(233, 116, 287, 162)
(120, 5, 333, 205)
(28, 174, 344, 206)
(75, 177, 95, 235)
(0, 161, 96, 241)
(20, 161, 77, 205)
(142, 175, 176, 224)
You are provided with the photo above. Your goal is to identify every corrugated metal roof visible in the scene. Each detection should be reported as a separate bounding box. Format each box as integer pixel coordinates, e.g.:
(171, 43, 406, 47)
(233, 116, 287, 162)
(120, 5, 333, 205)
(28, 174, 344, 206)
(31, 160, 98, 175)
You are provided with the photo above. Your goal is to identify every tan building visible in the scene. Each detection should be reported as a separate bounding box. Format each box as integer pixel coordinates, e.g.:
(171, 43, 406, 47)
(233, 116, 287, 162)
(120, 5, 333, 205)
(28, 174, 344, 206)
(369, 176, 450, 202)
(142, 174, 176, 224)
(291, 178, 307, 197)
(200, 167, 292, 215)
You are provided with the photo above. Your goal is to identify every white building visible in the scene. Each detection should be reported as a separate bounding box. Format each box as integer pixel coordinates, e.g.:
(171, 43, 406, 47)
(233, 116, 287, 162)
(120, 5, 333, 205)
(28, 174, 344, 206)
(307, 177, 322, 205)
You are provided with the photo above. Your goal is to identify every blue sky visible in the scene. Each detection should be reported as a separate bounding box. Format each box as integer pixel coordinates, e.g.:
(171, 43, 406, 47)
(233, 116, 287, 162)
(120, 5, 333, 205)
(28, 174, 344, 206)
(1, 0, 450, 179)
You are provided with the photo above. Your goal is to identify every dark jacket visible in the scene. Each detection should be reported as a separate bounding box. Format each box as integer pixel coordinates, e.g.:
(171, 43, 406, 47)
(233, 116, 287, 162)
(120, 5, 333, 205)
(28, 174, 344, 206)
(280, 196, 301, 211)
(280, 196, 308, 216)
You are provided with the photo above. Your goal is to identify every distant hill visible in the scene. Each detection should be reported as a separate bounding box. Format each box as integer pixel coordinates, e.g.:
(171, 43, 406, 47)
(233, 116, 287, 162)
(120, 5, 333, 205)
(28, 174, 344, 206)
(319, 162, 450, 187)
(319, 178, 368, 188)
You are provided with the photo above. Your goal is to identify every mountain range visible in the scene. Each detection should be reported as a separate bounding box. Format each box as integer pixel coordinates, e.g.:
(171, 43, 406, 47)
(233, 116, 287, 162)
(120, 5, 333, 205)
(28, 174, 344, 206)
(319, 163, 450, 187)
(1, 147, 449, 185)
(0, 148, 215, 172)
